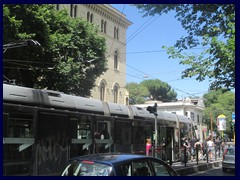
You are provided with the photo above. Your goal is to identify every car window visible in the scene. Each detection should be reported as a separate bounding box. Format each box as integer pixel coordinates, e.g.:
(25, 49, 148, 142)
(121, 160, 152, 176)
(61, 161, 112, 176)
(227, 148, 235, 155)
(151, 161, 172, 176)
(132, 161, 152, 176)
(121, 163, 132, 176)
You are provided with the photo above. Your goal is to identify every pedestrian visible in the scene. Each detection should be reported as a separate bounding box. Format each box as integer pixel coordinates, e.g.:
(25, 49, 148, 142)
(215, 137, 221, 157)
(181, 137, 190, 163)
(207, 137, 214, 161)
(190, 137, 196, 161)
(194, 139, 202, 161)
(146, 138, 152, 156)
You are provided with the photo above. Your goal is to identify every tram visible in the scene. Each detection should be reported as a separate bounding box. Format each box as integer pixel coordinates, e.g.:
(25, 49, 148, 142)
(3, 83, 193, 175)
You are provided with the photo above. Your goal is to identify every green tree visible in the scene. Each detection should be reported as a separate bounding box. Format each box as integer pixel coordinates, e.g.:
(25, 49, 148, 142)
(141, 79, 177, 102)
(126, 82, 149, 105)
(134, 4, 235, 91)
(3, 4, 107, 96)
(203, 90, 235, 138)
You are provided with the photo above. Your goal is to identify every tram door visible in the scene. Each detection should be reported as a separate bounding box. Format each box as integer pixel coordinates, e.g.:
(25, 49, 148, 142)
(159, 127, 174, 162)
(166, 128, 174, 163)
(159, 126, 166, 160)
(35, 112, 70, 175)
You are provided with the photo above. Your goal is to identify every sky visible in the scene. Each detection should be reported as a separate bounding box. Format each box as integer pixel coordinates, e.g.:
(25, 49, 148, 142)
(111, 4, 215, 100)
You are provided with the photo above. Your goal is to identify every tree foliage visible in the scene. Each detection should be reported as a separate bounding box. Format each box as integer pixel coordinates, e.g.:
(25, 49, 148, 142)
(134, 4, 235, 91)
(3, 4, 107, 96)
(203, 90, 235, 138)
(126, 79, 177, 104)
(126, 82, 149, 104)
(141, 79, 177, 102)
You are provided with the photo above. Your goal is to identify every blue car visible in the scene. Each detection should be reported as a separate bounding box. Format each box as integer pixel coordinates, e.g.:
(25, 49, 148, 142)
(61, 153, 179, 176)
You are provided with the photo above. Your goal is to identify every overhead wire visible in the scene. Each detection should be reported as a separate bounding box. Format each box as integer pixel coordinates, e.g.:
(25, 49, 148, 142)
(108, 5, 209, 97)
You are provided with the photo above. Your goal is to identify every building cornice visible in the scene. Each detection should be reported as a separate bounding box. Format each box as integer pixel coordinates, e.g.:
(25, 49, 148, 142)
(83, 4, 132, 29)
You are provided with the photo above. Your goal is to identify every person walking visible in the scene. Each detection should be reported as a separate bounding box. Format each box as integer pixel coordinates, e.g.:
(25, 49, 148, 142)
(194, 139, 202, 161)
(207, 137, 214, 161)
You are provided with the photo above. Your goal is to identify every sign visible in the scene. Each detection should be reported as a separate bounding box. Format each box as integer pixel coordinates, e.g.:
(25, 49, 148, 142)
(217, 114, 226, 131)
(232, 113, 235, 124)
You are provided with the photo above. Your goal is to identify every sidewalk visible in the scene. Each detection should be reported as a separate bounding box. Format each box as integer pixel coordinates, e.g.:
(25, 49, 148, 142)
(171, 157, 222, 176)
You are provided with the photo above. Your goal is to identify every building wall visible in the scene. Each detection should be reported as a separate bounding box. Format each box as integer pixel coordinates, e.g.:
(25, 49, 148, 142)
(56, 4, 132, 104)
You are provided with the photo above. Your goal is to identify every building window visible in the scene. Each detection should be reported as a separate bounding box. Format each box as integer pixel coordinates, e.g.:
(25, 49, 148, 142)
(113, 85, 119, 103)
(104, 21, 107, 33)
(101, 19, 107, 33)
(190, 112, 194, 121)
(70, 4, 74, 17)
(114, 27, 119, 39)
(100, 82, 105, 101)
(197, 114, 200, 123)
(125, 97, 129, 105)
(87, 12, 93, 23)
(114, 50, 118, 70)
(56, 4, 59, 10)
(172, 112, 176, 114)
(74, 5, 78, 18)
(185, 112, 188, 116)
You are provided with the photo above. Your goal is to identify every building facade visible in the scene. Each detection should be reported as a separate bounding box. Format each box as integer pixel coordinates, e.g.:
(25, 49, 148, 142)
(56, 4, 132, 104)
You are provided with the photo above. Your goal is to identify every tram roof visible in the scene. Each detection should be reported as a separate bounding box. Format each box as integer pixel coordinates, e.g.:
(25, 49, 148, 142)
(177, 114, 192, 124)
(107, 102, 130, 116)
(157, 111, 178, 122)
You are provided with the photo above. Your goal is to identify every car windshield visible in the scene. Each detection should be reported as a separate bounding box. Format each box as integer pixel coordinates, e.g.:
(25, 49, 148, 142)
(61, 161, 113, 176)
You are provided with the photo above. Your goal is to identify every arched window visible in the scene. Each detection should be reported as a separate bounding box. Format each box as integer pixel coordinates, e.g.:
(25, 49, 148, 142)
(125, 97, 129, 105)
(90, 13, 93, 22)
(70, 4, 74, 17)
(114, 27, 119, 39)
(114, 50, 118, 70)
(74, 5, 78, 18)
(101, 19, 104, 32)
(87, 12, 90, 21)
(113, 85, 118, 103)
(101, 20, 107, 33)
(100, 82, 106, 101)
(104, 21, 107, 33)
(87, 12, 94, 23)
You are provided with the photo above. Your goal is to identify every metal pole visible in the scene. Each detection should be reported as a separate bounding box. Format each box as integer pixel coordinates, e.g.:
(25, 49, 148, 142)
(210, 112, 213, 141)
(154, 113, 158, 157)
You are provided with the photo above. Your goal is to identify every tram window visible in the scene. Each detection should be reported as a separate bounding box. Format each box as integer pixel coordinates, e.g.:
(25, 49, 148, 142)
(96, 121, 110, 139)
(6, 113, 33, 138)
(78, 123, 91, 139)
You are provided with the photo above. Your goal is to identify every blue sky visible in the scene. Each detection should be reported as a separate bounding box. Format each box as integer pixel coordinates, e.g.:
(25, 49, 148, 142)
(111, 4, 214, 99)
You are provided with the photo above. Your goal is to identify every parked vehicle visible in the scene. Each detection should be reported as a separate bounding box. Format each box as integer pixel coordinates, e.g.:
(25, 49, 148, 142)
(222, 146, 235, 172)
(61, 153, 179, 176)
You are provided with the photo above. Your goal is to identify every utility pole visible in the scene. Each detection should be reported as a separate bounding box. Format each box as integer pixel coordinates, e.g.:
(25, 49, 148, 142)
(147, 103, 158, 157)
(210, 112, 213, 140)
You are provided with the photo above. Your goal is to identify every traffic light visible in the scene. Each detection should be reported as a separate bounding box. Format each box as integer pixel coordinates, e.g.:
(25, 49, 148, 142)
(147, 103, 157, 115)
(230, 122, 235, 133)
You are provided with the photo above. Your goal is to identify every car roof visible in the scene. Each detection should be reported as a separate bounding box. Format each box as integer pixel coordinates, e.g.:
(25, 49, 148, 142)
(69, 153, 157, 165)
